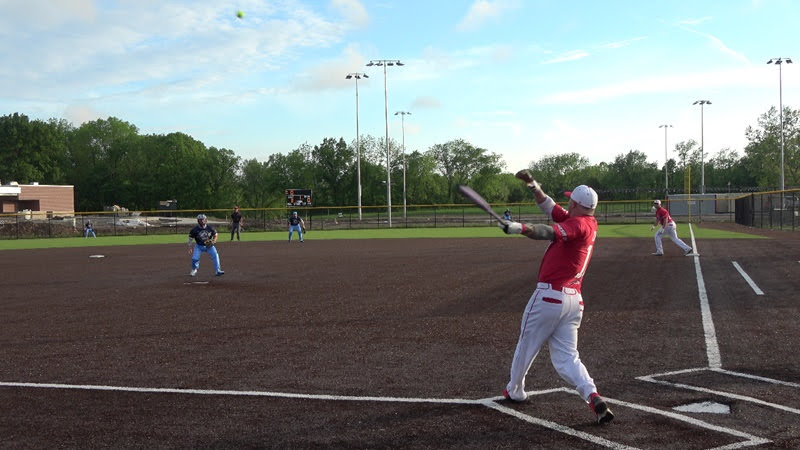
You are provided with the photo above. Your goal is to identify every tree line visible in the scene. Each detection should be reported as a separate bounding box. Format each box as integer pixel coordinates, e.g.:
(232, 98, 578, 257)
(0, 106, 796, 211)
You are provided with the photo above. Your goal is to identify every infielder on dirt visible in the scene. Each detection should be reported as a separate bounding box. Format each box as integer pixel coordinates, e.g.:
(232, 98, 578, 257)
(497, 170, 614, 425)
(650, 199, 693, 256)
(188, 214, 224, 277)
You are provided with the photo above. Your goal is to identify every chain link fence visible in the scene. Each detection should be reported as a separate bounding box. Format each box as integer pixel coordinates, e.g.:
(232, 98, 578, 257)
(1, 196, 750, 240)
(735, 190, 800, 231)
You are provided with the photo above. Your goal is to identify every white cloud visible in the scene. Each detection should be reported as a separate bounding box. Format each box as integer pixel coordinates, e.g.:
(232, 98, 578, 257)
(682, 27, 751, 65)
(294, 44, 367, 92)
(541, 50, 590, 64)
(597, 36, 647, 50)
(538, 67, 768, 105)
(0, 2, 353, 104)
(63, 104, 103, 126)
(331, 0, 369, 28)
(678, 16, 712, 26)
(412, 96, 441, 109)
(457, 0, 521, 32)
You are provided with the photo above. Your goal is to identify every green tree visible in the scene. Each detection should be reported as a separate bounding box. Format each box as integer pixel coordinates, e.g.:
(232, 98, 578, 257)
(207, 147, 241, 207)
(68, 117, 140, 210)
(0, 113, 71, 185)
(427, 139, 504, 203)
(744, 106, 799, 188)
(528, 153, 591, 197)
(312, 137, 353, 206)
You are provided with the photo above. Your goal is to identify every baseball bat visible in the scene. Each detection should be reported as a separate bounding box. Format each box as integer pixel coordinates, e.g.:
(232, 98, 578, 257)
(458, 185, 505, 222)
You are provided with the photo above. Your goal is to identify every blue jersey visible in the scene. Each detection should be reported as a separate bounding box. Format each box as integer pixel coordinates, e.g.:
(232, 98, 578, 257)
(289, 216, 303, 226)
(189, 225, 217, 245)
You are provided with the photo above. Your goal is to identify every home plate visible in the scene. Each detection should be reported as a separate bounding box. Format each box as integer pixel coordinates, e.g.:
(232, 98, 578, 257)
(89, 255, 105, 259)
(673, 401, 731, 414)
(183, 281, 209, 285)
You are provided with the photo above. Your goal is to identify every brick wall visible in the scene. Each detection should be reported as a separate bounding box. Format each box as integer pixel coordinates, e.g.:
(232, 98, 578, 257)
(18, 185, 75, 214)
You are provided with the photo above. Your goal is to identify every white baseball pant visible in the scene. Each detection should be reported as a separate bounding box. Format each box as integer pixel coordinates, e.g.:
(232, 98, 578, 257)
(654, 221, 691, 254)
(505, 282, 598, 402)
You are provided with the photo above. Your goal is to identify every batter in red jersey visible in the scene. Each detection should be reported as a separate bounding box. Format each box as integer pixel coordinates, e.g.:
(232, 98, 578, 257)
(497, 170, 613, 425)
(650, 199, 693, 256)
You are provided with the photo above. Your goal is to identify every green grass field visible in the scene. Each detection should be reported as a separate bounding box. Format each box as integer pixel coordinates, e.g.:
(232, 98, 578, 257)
(0, 223, 765, 251)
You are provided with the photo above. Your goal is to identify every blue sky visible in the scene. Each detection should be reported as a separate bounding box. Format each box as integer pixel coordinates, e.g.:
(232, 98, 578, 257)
(1, 0, 797, 173)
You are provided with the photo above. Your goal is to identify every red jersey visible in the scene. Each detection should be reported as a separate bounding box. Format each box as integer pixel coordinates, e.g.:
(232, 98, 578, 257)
(538, 203, 598, 292)
(655, 207, 673, 226)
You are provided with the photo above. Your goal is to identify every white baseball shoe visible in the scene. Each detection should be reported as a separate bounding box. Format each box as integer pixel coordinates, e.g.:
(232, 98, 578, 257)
(190, 269, 197, 277)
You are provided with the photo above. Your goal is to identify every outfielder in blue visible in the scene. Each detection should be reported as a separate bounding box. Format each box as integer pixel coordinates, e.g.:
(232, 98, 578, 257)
(288, 211, 305, 243)
(84, 221, 96, 238)
(188, 214, 224, 276)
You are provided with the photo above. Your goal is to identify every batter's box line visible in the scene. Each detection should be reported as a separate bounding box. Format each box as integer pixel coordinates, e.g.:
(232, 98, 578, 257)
(637, 367, 800, 415)
(0, 381, 768, 450)
(486, 387, 768, 450)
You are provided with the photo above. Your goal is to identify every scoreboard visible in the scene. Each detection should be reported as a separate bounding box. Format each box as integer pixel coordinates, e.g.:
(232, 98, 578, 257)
(285, 189, 313, 207)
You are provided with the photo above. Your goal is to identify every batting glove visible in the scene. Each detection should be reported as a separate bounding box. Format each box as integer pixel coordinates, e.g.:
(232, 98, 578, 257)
(498, 220, 524, 234)
(650, 225, 655, 232)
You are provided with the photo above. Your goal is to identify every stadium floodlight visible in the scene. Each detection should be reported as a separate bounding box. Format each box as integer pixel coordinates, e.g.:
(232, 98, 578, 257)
(693, 100, 711, 194)
(767, 57, 793, 191)
(367, 59, 403, 227)
(346, 72, 368, 220)
(395, 111, 411, 219)
(659, 124, 673, 197)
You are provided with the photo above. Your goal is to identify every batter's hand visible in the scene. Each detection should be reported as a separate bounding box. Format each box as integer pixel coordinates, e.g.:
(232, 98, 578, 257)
(498, 220, 524, 234)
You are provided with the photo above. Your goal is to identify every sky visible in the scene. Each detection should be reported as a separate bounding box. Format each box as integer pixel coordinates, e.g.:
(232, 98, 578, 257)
(1, 0, 798, 173)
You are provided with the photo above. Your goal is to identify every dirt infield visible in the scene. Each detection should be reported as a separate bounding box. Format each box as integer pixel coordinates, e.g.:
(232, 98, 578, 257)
(1, 228, 799, 448)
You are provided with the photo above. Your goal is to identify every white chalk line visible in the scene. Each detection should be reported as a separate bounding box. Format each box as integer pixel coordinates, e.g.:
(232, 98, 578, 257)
(731, 261, 765, 295)
(0, 381, 772, 449)
(607, 395, 769, 449)
(709, 368, 800, 388)
(688, 223, 722, 369)
(638, 375, 800, 416)
(483, 398, 637, 450)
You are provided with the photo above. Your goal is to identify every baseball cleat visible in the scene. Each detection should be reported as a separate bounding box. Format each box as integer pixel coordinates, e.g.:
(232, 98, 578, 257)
(589, 393, 614, 424)
(189, 269, 197, 277)
(685, 247, 694, 256)
(215, 270, 225, 276)
(502, 389, 528, 404)
(651, 252, 663, 256)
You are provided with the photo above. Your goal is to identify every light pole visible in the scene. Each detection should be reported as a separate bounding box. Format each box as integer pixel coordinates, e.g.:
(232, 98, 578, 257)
(394, 111, 411, 219)
(659, 124, 673, 198)
(345, 72, 367, 221)
(693, 100, 711, 194)
(367, 59, 404, 227)
(767, 57, 793, 191)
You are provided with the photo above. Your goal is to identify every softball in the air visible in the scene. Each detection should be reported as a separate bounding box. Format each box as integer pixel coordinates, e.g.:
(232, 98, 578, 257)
(236, 10, 244, 19)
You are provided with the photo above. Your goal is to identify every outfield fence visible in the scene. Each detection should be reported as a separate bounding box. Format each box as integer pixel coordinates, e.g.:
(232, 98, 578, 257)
(735, 189, 800, 231)
(0, 196, 751, 240)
